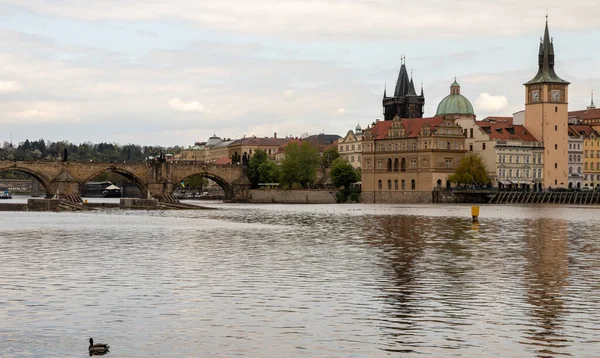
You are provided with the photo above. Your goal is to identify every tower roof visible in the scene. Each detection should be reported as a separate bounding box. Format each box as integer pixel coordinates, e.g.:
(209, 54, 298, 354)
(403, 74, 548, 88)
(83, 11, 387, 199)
(589, 90, 596, 109)
(436, 79, 474, 116)
(525, 19, 569, 85)
(394, 62, 410, 97)
(408, 77, 417, 96)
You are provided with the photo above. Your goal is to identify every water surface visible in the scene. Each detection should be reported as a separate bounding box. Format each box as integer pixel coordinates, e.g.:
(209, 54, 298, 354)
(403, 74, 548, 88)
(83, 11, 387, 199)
(1, 203, 599, 357)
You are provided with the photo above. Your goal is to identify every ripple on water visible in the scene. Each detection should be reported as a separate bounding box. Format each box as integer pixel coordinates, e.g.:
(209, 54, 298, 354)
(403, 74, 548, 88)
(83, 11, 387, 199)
(0, 204, 599, 357)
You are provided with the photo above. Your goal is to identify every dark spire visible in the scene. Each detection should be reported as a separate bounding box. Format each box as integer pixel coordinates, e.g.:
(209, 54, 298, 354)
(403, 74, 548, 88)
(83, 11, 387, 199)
(420, 81, 424, 97)
(383, 83, 387, 99)
(526, 18, 569, 85)
(394, 56, 410, 97)
(589, 89, 596, 109)
(408, 75, 417, 96)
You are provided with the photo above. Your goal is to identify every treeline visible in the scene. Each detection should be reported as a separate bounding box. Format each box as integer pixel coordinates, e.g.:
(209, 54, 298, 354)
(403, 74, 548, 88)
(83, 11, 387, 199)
(0, 139, 181, 162)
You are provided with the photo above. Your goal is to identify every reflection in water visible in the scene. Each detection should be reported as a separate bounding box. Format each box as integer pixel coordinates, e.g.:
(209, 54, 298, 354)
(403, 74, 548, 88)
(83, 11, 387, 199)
(1, 204, 600, 357)
(522, 218, 570, 357)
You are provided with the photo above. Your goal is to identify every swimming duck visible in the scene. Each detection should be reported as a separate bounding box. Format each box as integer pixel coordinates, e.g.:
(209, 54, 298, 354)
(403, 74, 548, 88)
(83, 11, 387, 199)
(89, 338, 110, 356)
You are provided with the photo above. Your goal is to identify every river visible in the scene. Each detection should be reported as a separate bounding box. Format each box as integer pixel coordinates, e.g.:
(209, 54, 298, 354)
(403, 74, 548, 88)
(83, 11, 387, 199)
(1, 201, 599, 357)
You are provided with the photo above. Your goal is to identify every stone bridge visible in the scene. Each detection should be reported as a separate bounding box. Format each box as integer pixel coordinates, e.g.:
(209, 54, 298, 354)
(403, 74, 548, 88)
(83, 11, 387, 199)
(0, 160, 250, 201)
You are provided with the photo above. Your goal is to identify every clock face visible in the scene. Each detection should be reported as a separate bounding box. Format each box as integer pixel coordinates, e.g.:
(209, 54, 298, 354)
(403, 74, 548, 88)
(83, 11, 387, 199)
(531, 90, 540, 103)
(551, 90, 561, 102)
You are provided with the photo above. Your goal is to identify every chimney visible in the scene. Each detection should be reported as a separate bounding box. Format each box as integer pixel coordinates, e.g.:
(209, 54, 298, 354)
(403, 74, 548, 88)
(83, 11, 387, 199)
(274, 132, 277, 138)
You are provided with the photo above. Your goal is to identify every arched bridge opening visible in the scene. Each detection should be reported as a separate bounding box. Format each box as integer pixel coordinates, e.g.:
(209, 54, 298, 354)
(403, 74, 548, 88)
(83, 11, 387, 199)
(0, 166, 54, 198)
(81, 168, 148, 199)
(174, 172, 233, 200)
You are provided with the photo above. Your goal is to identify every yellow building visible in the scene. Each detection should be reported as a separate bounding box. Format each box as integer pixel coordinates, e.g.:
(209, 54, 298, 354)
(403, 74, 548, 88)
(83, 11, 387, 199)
(582, 129, 600, 188)
(524, 20, 569, 189)
(361, 115, 466, 203)
(338, 125, 363, 169)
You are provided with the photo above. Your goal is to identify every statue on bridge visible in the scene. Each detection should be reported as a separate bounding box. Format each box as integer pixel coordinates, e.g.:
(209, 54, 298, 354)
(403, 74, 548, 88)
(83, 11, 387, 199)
(242, 152, 249, 167)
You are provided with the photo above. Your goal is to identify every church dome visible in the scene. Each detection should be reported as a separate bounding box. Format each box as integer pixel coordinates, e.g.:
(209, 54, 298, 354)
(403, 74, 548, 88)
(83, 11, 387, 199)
(435, 80, 474, 116)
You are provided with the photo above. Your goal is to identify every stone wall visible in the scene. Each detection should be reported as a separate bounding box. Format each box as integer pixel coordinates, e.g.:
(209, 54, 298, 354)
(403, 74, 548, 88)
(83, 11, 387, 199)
(361, 190, 433, 204)
(248, 189, 337, 204)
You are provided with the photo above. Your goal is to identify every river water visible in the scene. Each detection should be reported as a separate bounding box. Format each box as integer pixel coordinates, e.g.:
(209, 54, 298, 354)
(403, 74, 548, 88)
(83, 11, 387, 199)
(1, 201, 599, 357)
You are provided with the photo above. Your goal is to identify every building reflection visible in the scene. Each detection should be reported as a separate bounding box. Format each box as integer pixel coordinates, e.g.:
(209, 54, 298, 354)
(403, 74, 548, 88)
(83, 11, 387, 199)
(521, 217, 570, 356)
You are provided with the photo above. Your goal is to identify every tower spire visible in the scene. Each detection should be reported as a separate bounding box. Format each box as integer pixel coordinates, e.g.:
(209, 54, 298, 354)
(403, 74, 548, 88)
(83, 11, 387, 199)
(420, 81, 424, 97)
(589, 89, 596, 109)
(383, 83, 387, 99)
(525, 17, 569, 85)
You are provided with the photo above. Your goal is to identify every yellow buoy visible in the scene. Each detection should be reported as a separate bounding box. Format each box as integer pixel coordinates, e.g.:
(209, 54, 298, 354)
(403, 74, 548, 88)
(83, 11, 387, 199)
(471, 206, 480, 222)
(84, 200, 88, 204)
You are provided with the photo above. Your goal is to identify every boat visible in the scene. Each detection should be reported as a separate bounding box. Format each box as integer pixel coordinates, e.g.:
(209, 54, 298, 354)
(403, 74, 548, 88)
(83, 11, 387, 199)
(1, 190, 12, 199)
(101, 184, 122, 198)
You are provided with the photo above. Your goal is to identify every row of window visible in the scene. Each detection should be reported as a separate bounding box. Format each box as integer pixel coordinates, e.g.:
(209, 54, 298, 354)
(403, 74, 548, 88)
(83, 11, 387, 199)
(569, 143, 582, 150)
(584, 150, 600, 158)
(569, 154, 582, 162)
(339, 144, 362, 152)
(377, 179, 416, 191)
(568, 167, 583, 174)
(498, 168, 543, 179)
(498, 154, 541, 164)
(584, 163, 600, 170)
(366, 141, 463, 152)
(584, 175, 600, 181)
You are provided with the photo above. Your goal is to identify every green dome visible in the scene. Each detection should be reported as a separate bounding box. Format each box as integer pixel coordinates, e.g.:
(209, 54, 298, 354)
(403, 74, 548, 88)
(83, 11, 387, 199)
(435, 80, 474, 116)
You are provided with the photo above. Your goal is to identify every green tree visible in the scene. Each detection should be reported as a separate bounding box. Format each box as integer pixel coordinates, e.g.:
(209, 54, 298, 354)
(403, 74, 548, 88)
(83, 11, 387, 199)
(258, 160, 279, 184)
(280, 142, 320, 188)
(330, 158, 359, 189)
(321, 146, 340, 168)
(448, 153, 490, 186)
(248, 149, 268, 188)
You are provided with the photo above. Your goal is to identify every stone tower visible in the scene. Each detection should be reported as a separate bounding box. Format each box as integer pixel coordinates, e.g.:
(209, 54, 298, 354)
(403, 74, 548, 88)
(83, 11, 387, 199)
(383, 58, 425, 120)
(524, 19, 570, 189)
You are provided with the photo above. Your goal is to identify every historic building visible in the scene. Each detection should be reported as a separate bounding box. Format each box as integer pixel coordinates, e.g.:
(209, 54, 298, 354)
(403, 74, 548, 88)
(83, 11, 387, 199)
(338, 124, 363, 169)
(178, 135, 232, 162)
(361, 115, 466, 203)
(567, 126, 584, 189)
(227, 135, 291, 162)
(382, 58, 425, 120)
(524, 20, 570, 189)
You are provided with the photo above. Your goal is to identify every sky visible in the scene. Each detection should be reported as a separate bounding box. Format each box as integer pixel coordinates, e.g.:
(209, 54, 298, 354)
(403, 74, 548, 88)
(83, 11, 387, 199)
(0, 1, 599, 147)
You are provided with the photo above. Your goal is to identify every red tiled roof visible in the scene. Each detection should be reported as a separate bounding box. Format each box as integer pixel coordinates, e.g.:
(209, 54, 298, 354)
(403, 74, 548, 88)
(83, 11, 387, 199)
(569, 108, 600, 121)
(214, 156, 231, 165)
(480, 116, 513, 125)
(368, 116, 446, 139)
(475, 121, 538, 141)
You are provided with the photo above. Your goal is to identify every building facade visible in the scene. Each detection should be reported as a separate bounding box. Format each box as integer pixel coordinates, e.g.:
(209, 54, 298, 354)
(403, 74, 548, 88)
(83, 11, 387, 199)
(524, 20, 570, 189)
(495, 138, 544, 191)
(361, 115, 467, 203)
(338, 125, 363, 169)
(567, 126, 584, 189)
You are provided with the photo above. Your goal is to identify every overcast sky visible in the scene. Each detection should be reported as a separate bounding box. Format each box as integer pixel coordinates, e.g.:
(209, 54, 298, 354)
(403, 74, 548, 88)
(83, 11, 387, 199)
(0, 1, 598, 147)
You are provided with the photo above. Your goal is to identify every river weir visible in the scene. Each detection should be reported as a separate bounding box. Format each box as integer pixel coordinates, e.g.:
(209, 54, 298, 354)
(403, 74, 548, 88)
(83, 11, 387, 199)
(1, 202, 599, 356)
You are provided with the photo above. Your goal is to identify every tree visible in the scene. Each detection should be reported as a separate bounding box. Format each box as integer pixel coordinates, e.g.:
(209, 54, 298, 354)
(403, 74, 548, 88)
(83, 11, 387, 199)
(330, 158, 359, 189)
(448, 153, 490, 186)
(258, 160, 279, 184)
(280, 142, 320, 188)
(321, 146, 340, 168)
(248, 149, 268, 188)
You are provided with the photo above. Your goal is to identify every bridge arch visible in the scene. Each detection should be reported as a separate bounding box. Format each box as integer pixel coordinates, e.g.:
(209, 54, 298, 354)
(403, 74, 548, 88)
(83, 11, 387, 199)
(0, 165, 54, 197)
(81, 167, 148, 197)
(174, 172, 233, 199)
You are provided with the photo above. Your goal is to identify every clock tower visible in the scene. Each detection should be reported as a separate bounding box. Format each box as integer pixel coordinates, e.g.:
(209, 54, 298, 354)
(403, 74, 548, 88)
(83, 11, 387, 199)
(524, 19, 570, 189)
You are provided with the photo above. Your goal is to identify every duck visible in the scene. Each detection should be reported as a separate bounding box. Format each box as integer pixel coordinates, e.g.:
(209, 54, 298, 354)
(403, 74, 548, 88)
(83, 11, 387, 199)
(89, 338, 110, 356)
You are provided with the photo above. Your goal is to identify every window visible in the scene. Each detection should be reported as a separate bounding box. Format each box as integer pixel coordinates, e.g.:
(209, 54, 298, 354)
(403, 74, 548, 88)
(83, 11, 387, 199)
(377, 161, 383, 170)
(366, 160, 370, 169)
(445, 159, 452, 168)
(394, 180, 398, 190)
(482, 143, 486, 150)
(411, 179, 416, 190)
(469, 144, 473, 151)
(388, 180, 392, 190)
(411, 142, 416, 150)
(555, 107, 557, 113)
(586, 163, 589, 170)
(351, 144, 355, 151)
(509, 169, 513, 177)
(569, 166, 573, 174)
(470, 128, 474, 138)
(516, 169, 520, 178)
(410, 159, 417, 169)
(509, 156, 513, 163)
(555, 144, 558, 150)
(346, 145, 349, 151)
(516, 156, 520, 164)
(351, 156, 354, 162)
(358, 155, 361, 163)
(533, 170, 537, 179)
(555, 125, 558, 131)
(569, 155, 573, 162)
(395, 143, 399, 150)
(358, 145, 361, 150)
(538, 168, 542, 178)
(597, 163, 600, 171)
(249, 148, 253, 154)
(578, 167, 581, 174)
(555, 163, 558, 169)
(401, 179, 406, 190)
(387, 158, 392, 171)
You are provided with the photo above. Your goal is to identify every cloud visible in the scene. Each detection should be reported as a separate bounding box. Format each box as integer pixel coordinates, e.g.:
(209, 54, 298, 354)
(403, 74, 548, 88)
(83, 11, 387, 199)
(0, 80, 23, 93)
(3, 102, 78, 122)
(336, 107, 346, 115)
(168, 98, 204, 113)
(475, 93, 508, 112)
(3, 1, 599, 40)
